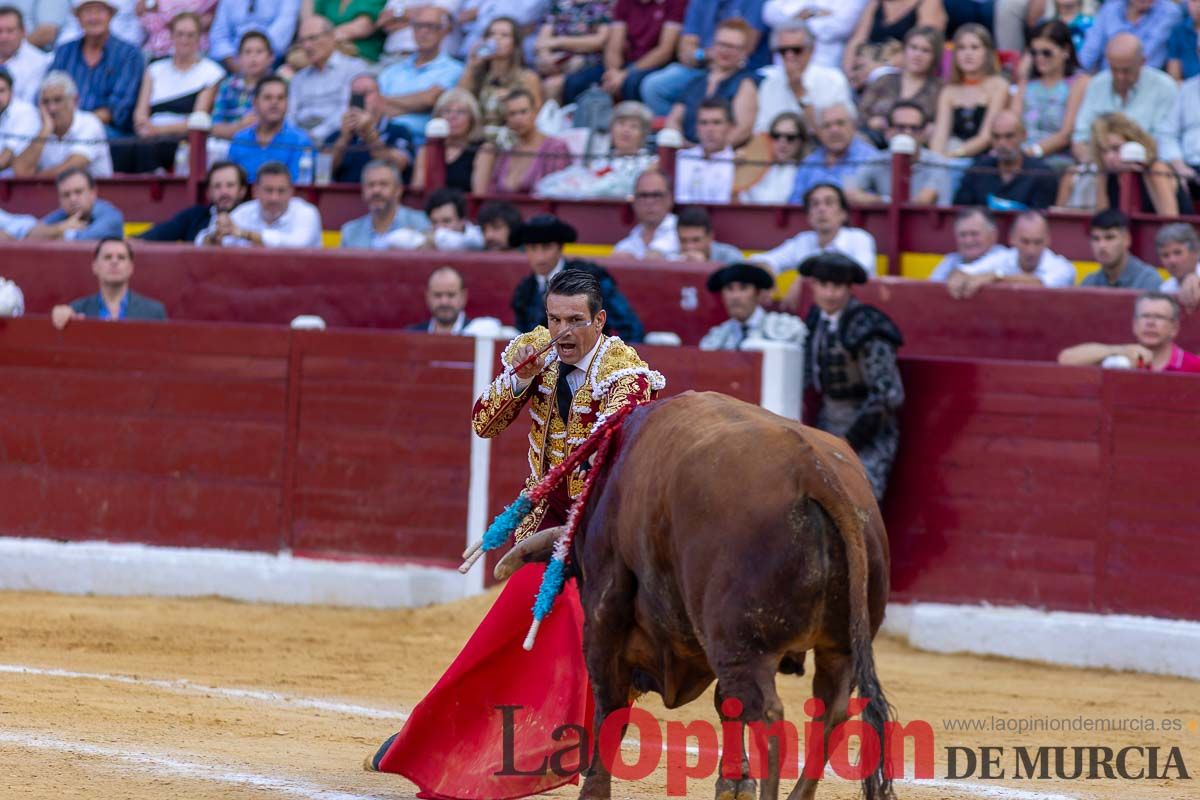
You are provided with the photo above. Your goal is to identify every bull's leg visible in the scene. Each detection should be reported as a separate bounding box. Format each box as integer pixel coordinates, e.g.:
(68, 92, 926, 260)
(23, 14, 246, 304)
(578, 567, 637, 800)
(787, 647, 852, 800)
(713, 659, 785, 800)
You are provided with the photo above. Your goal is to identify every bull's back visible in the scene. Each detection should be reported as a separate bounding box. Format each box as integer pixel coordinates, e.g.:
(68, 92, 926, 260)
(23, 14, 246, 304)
(597, 392, 885, 653)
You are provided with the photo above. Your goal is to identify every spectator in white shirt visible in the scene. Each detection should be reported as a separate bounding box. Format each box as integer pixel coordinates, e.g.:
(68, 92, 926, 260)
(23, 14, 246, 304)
(0, 206, 37, 240)
(674, 97, 736, 204)
(753, 20, 852, 135)
(9, 0, 71, 51)
(1154, 222, 1200, 313)
(384, 186, 485, 251)
(752, 182, 876, 283)
(929, 206, 1006, 281)
(13, 70, 111, 177)
(289, 15, 367, 146)
(763, 0, 868, 70)
(0, 6, 51, 104)
(945, 211, 1077, 299)
(0, 273, 23, 316)
(0, 67, 38, 173)
(614, 169, 679, 260)
(196, 161, 323, 248)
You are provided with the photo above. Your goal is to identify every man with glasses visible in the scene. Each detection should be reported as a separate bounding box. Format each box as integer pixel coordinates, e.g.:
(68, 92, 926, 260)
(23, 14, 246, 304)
(954, 111, 1057, 210)
(638, 0, 769, 116)
(289, 16, 366, 146)
(13, 70, 110, 176)
(209, 0, 301, 73)
(845, 100, 953, 205)
(762, 0, 867, 70)
(1058, 292, 1200, 373)
(754, 20, 851, 133)
(378, 5, 464, 144)
(614, 169, 679, 259)
(787, 101, 876, 201)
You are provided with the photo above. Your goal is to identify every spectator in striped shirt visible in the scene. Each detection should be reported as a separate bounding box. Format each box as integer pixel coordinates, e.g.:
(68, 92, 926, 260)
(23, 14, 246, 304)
(48, 0, 143, 137)
(211, 31, 274, 142)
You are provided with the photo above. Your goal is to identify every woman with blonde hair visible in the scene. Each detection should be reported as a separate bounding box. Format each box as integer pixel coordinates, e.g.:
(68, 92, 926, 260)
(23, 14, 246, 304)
(859, 25, 943, 140)
(411, 88, 486, 193)
(1083, 113, 1192, 216)
(930, 23, 1009, 158)
(458, 16, 542, 136)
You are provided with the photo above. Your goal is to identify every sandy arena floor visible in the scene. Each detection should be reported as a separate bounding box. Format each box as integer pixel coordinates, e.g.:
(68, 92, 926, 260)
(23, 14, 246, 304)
(0, 589, 1195, 800)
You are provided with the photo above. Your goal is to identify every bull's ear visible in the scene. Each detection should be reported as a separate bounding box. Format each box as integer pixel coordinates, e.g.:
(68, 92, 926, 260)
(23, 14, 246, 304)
(493, 525, 566, 581)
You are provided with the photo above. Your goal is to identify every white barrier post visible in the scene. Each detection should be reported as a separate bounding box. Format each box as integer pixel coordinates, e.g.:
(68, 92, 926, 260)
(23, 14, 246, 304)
(464, 332, 502, 595)
(741, 339, 803, 420)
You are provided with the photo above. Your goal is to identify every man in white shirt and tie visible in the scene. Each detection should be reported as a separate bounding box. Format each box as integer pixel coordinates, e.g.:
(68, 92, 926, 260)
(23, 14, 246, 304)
(196, 161, 323, 248)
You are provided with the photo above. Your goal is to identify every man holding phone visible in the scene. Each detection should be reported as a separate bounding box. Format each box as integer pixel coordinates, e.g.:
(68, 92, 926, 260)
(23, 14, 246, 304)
(326, 73, 414, 183)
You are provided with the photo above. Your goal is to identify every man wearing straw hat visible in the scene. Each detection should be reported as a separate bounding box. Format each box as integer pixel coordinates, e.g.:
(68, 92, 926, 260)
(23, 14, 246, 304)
(367, 269, 664, 799)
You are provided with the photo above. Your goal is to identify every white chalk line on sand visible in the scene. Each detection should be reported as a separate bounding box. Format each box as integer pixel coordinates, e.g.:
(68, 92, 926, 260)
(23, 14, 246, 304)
(0, 730, 388, 800)
(2, 662, 1084, 800)
(0, 663, 410, 721)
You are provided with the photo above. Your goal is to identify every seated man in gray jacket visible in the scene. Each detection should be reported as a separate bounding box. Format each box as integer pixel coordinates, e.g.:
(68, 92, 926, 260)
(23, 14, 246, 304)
(51, 237, 167, 329)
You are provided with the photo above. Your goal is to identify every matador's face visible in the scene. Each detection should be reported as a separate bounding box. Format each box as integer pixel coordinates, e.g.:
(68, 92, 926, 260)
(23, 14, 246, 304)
(546, 293, 605, 366)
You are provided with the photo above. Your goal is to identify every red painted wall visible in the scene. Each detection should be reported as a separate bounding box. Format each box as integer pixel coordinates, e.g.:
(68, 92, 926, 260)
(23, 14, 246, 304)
(4, 242, 1196, 359)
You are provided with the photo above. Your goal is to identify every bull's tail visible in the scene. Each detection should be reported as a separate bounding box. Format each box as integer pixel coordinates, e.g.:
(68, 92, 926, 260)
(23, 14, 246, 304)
(800, 440, 895, 800)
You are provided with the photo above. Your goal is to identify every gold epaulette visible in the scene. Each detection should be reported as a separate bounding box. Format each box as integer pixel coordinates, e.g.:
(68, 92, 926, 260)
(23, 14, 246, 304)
(500, 327, 552, 368)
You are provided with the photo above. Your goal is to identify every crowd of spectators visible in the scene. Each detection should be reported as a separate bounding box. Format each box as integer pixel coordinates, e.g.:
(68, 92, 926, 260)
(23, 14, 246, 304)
(0, 0, 1198, 371)
(2, 0, 1200, 208)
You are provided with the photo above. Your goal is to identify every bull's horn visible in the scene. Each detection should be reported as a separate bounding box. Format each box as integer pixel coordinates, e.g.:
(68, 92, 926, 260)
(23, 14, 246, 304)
(493, 525, 566, 582)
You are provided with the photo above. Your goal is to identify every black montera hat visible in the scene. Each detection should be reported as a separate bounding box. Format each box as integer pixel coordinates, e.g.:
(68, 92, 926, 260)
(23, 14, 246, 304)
(511, 214, 578, 247)
(797, 252, 869, 285)
(705, 262, 775, 292)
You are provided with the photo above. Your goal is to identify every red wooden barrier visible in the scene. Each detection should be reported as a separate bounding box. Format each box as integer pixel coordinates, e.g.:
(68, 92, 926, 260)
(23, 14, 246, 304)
(886, 358, 1200, 621)
(0, 318, 289, 551)
(4, 242, 1198, 359)
(0, 318, 1197, 619)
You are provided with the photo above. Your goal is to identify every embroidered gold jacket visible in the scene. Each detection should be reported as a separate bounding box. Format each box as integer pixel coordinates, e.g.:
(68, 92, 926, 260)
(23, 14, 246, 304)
(472, 328, 665, 540)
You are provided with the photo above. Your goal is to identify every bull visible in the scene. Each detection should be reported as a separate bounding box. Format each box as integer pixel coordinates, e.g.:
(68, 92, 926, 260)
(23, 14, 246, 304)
(498, 391, 894, 800)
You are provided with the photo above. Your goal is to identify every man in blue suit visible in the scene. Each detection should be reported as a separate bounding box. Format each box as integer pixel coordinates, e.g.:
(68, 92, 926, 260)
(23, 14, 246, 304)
(51, 237, 167, 329)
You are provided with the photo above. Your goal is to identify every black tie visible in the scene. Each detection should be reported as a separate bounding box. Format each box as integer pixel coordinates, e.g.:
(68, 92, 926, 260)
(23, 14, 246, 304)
(555, 364, 577, 423)
(740, 322, 751, 349)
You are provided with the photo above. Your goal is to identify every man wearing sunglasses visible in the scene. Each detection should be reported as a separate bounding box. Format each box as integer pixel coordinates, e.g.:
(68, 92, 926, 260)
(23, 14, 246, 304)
(844, 100, 953, 206)
(754, 20, 851, 133)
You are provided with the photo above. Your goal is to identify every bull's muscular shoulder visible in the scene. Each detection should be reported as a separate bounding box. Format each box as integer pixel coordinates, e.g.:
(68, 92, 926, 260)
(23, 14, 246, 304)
(500, 327, 551, 367)
(590, 336, 666, 399)
(840, 304, 903, 354)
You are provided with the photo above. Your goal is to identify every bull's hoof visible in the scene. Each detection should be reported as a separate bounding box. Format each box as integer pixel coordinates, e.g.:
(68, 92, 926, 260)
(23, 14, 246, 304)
(735, 778, 757, 800)
(715, 776, 738, 800)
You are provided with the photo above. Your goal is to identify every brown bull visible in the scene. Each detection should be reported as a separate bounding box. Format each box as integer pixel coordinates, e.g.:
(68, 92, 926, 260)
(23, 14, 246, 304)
(503, 391, 894, 800)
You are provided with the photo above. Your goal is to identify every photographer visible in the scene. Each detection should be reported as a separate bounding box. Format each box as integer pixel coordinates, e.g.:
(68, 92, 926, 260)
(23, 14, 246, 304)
(326, 73, 413, 183)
